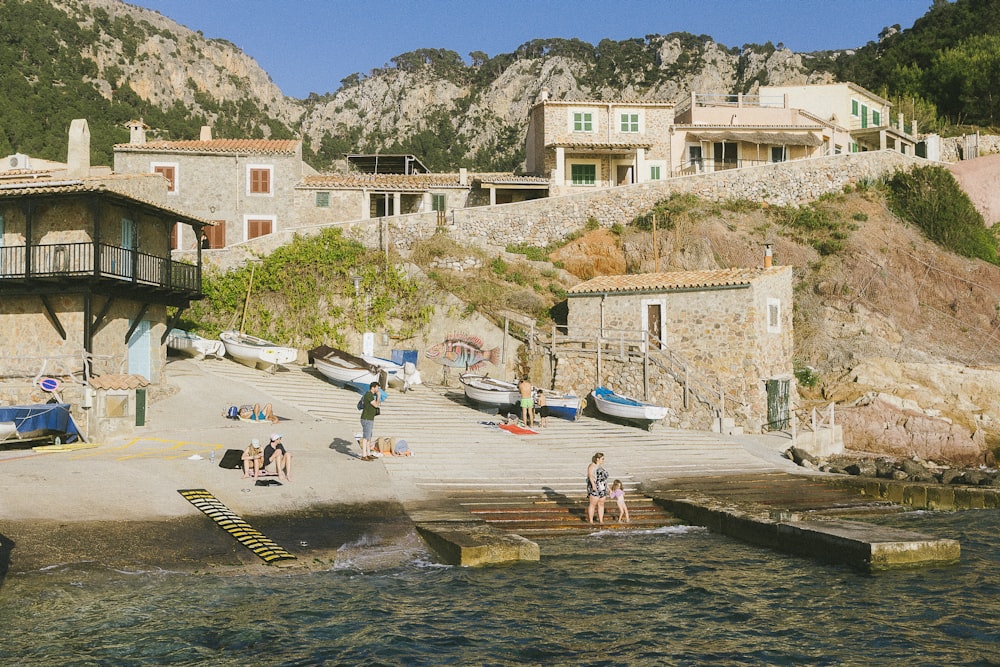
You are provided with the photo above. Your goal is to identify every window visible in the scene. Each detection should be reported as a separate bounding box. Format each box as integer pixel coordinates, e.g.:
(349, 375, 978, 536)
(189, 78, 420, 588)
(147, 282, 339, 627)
(872, 110, 881, 126)
(688, 145, 703, 168)
(851, 99, 859, 117)
(649, 165, 661, 180)
(204, 221, 226, 249)
(850, 142, 859, 153)
(152, 164, 177, 193)
(767, 298, 781, 333)
(432, 193, 446, 211)
(573, 112, 593, 132)
(620, 113, 639, 133)
(571, 164, 596, 185)
(860, 104, 869, 128)
(245, 217, 274, 240)
(315, 191, 330, 207)
(248, 166, 272, 195)
(771, 146, 786, 163)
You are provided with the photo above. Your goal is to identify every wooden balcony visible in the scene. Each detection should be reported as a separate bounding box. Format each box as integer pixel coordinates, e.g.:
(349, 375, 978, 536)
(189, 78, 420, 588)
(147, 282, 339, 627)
(0, 241, 202, 304)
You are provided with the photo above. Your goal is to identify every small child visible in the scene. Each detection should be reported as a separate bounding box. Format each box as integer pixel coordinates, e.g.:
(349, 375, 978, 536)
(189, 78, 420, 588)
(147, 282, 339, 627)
(609, 479, 630, 523)
(535, 389, 548, 428)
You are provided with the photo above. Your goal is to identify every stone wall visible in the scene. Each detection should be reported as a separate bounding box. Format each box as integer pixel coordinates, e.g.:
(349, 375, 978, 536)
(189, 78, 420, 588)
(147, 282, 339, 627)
(179, 150, 922, 273)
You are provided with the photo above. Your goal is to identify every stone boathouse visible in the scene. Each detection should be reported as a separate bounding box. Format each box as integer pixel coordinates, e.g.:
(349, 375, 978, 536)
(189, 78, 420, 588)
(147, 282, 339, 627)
(556, 262, 794, 434)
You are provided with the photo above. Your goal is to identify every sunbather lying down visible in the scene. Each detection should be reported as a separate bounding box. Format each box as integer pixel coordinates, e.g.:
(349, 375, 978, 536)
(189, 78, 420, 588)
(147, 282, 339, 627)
(238, 402, 279, 424)
(373, 436, 413, 457)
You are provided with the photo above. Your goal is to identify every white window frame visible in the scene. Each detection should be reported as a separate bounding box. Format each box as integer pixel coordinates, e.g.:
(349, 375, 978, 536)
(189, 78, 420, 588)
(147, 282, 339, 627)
(618, 111, 642, 133)
(246, 164, 274, 197)
(641, 298, 667, 351)
(151, 161, 179, 195)
(767, 297, 781, 334)
(568, 107, 598, 133)
(243, 214, 277, 241)
(568, 160, 599, 186)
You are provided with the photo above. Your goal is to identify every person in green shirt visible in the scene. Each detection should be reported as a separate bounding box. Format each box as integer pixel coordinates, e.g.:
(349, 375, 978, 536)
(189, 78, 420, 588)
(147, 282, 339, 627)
(359, 381, 381, 460)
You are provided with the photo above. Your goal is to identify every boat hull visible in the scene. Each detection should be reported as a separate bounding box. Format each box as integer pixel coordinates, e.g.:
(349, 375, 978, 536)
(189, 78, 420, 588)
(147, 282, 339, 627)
(591, 388, 669, 423)
(220, 331, 297, 370)
(313, 356, 381, 394)
(459, 374, 520, 409)
(543, 395, 583, 421)
(167, 329, 225, 360)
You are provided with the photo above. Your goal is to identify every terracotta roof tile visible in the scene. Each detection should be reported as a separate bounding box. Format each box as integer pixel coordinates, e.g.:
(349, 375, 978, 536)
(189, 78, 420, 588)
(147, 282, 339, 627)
(0, 177, 215, 226)
(474, 173, 550, 185)
(89, 374, 151, 391)
(568, 268, 781, 294)
(114, 139, 300, 155)
(547, 141, 655, 150)
(301, 173, 464, 190)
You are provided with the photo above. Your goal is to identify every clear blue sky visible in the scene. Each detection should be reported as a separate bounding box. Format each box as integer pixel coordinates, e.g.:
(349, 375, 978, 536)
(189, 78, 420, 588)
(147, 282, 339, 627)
(128, 0, 935, 99)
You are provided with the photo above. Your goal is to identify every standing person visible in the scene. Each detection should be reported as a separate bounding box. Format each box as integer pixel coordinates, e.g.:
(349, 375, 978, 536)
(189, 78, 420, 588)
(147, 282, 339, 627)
(359, 381, 381, 461)
(535, 389, 548, 429)
(609, 479, 630, 523)
(263, 433, 292, 481)
(586, 452, 609, 524)
(518, 377, 534, 427)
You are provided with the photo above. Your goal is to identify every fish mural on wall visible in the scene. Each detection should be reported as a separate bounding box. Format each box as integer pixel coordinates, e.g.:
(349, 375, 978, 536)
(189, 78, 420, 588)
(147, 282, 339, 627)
(425, 334, 501, 371)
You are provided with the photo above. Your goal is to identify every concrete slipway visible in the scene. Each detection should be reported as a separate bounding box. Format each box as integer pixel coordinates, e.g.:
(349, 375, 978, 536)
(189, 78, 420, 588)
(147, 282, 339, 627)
(0, 357, 959, 572)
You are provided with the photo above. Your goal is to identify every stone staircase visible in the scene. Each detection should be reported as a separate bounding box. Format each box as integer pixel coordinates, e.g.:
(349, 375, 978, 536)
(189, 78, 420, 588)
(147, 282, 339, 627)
(197, 359, 796, 526)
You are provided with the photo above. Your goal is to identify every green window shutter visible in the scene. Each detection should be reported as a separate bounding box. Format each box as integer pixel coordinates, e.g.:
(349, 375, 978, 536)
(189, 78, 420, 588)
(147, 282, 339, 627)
(432, 193, 446, 211)
(571, 164, 596, 185)
(315, 191, 330, 207)
(650, 166, 660, 180)
(575, 112, 592, 132)
(851, 99, 859, 117)
(573, 112, 584, 131)
(872, 110, 881, 126)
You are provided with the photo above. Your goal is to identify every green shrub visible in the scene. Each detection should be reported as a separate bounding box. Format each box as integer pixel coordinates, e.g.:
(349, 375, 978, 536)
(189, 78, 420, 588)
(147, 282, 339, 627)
(888, 166, 997, 264)
(584, 217, 600, 231)
(794, 362, 820, 388)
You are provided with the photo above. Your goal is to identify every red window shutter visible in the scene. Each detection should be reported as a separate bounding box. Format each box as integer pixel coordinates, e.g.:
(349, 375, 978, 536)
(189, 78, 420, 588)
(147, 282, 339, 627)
(247, 218, 273, 240)
(154, 166, 176, 192)
(250, 168, 271, 194)
(205, 221, 226, 248)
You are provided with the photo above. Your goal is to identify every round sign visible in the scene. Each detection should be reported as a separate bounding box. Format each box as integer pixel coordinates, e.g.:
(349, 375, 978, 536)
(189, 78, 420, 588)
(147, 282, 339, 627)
(38, 377, 61, 392)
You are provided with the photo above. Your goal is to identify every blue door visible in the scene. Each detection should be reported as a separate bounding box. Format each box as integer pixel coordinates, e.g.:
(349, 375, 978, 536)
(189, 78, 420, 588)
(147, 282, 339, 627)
(128, 319, 151, 380)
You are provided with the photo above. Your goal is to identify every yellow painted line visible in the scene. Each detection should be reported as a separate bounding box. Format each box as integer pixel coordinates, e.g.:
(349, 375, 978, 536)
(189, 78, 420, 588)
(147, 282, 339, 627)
(178, 488, 296, 564)
(69, 437, 225, 461)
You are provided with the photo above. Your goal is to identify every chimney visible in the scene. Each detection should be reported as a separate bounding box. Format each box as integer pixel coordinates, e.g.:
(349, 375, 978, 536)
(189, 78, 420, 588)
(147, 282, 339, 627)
(538, 87, 550, 102)
(459, 168, 467, 186)
(200, 126, 213, 141)
(126, 119, 148, 144)
(67, 119, 91, 178)
(764, 244, 773, 269)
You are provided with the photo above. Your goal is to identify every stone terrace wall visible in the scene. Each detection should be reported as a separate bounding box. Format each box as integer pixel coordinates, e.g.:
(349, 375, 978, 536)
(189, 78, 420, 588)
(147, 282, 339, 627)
(393, 150, 924, 252)
(178, 150, 924, 273)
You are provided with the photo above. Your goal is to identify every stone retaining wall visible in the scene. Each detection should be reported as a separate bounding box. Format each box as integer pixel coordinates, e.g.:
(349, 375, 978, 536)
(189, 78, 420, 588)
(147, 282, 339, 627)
(826, 476, 1000, 511)
(180, 150, 924, 274)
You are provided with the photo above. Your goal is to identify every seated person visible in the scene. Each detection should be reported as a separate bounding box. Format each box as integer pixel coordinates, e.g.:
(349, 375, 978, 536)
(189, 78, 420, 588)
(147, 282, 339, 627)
(373, 436, 413, 457)
(242, 438, 264, 479)
(237, 402, 279, 424)
(262, 433, 292, 481)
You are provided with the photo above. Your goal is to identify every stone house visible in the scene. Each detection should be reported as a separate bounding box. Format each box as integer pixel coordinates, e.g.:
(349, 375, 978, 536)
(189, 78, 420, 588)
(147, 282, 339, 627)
(0, 119, 212, 436)
(113, 122, 316, 250)
(524, 89, 676, 195)
(561, 263, 794, 433)
(761, 83, 918, 156)
(671, 92, 851, 174)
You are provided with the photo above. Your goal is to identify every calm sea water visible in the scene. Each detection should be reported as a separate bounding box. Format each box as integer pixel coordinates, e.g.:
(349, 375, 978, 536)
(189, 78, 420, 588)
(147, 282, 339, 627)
(2, 509, 998, 666)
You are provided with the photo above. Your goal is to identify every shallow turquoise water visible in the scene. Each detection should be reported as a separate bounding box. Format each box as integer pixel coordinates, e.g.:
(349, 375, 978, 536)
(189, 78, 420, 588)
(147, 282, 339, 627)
(2, 510, 998, 666)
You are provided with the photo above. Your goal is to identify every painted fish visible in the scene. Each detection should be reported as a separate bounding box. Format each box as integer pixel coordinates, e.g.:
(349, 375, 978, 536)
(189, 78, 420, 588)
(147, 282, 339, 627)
(425, 334, 501, 371)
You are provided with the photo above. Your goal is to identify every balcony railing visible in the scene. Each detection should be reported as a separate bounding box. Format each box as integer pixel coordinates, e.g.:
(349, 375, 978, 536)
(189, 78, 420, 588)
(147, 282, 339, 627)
(0, 241, 200, 293)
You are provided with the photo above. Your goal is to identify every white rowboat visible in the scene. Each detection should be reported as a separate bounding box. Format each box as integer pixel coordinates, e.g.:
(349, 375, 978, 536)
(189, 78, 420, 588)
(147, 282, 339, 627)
(219, 330, 297, 371)
(167, 329, 226, 360)
(591, 386, 669, 423)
